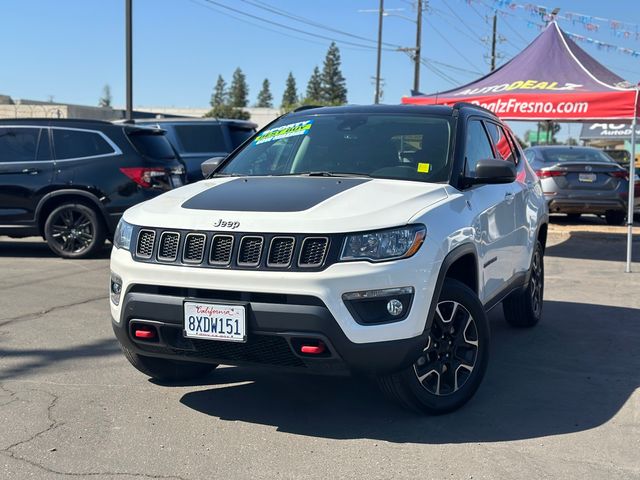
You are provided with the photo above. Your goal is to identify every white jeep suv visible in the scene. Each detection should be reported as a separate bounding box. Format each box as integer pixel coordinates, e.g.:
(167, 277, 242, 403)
(110, 104, 548, 414)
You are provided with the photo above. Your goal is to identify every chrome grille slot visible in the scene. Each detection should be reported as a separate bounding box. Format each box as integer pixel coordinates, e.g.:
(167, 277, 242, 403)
(267, 237, 295, 267)
(157, 232, 180, 262)
(209, 235, 234, 265)
(237, 236, 264, 266)
(136, 229, 156, 259)
(183, 233, 206, 264)
(299, 237, 329, 267)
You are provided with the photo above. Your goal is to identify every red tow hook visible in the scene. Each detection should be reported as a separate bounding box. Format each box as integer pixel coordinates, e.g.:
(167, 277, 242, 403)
(300, 342, 326, 355)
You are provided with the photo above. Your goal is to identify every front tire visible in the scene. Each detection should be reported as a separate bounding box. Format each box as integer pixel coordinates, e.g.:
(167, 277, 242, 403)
(44, 203, 106, 258)
(503, 240, 544, 328)
(377, 279, 490, 415)
(605, 210, 625, 226)
(121, 345, 217, 382)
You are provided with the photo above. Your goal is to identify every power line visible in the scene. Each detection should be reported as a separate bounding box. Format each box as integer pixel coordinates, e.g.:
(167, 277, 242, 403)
(425, 18, 484, 71)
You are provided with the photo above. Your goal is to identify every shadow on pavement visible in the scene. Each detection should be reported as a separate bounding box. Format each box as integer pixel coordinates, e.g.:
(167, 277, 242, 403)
(180, 300, 639, 443)
(546, 231, 640, 262)
(0, 338, 120, 381)
(0, 238, 111, 259)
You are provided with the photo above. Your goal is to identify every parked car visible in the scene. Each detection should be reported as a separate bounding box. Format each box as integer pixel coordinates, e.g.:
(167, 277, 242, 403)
(110, 103, 548, 414)
(602, 148, 631, 169)
(0, 119, 185, 258)
(133, 118, 257, 182)
(524, 145, 634, 225)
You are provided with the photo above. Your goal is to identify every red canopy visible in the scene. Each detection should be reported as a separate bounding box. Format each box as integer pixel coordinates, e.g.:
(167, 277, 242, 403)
(403, 22, 639, 121)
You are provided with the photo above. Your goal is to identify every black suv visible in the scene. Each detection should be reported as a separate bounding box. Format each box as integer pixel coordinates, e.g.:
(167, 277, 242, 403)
(133, 118, 257, 182)
(0, 119, 185, 258)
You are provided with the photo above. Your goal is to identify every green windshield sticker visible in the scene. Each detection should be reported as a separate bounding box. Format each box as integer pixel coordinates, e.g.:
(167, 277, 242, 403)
(254, 120, 314, 145)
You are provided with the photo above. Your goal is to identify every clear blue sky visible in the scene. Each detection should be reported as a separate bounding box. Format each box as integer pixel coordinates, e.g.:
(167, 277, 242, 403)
(2, 0, 640, 138)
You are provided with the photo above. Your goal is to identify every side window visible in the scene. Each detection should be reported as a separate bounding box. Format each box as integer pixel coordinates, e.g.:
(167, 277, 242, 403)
(485, 122, 516, 164)
(0, 127, 40, 162)
(37, 129, 52, 161)
(228, 126, 255, 148)
(465, 120, 494, 176)
(53, 129, 114, 160)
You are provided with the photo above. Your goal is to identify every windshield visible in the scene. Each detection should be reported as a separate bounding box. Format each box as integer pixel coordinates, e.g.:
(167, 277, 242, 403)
(218, 113, 453, 183)
(540, 148, 615, 164)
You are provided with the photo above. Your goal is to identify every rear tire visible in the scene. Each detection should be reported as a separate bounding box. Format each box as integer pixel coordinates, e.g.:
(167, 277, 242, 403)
(503, 240, 544, 328)
(121, 345, 217, 382)
(605, 210, 625, 226)
(44, 203, 106, 258)
(566, 213, 581, 221)
(377, 279, 489, 415)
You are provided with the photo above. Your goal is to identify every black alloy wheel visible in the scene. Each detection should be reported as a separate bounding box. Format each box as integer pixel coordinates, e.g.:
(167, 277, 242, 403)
(413, 300, 478, 396)
(502, 240, 544, 328)
(44, 203, 106, 259)
(529, 246, 543, 318)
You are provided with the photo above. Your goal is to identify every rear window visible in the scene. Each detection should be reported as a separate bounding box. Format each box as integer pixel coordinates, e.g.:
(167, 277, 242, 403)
(0, 127, 40, 162)
(540, 148, 615, 164)
(173, 124, 226, 153)
(127, 130, 176, 160)
(228, 126, 255, 148)
(53, 129, 114, 159)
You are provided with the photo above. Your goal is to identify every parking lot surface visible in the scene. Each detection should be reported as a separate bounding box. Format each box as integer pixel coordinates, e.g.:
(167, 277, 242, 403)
(1, 220, 639, 479)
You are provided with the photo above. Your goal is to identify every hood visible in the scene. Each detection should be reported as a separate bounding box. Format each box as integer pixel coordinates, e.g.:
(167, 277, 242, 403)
(124, 176, 448, 233)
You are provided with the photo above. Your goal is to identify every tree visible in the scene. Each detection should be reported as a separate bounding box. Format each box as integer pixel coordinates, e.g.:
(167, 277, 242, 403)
(320, 42, 347, 105)
(229, 67, 249, 108)
(210, 75, 227, 107)
(281, 72, 298, 110)
(304, 66, 323, 104)
(98, 84, 112, 108)
(256, 78, 273, 108)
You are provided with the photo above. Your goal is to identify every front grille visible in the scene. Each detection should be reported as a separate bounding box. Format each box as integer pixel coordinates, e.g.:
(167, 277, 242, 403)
(209, 235, 234, 265)
(238, 236, 264, 266)
(183, 233, 206, 263)
(157, 232, 179, 262)
(171, 334, 305, 368)
(267, 237, 295, 267)
(136, 230, 155, 259)
(299, 237, 329, 267)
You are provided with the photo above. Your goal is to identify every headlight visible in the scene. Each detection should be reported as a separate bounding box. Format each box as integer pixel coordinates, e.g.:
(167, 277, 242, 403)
(113, 219, 134, 250)
(340, 225, 426, 262)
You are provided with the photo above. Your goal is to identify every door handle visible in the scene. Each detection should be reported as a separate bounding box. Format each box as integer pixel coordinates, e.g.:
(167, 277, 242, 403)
(21, 168, 39, 175)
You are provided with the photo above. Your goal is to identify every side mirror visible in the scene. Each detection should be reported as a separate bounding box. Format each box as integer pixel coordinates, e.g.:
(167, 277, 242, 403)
(466, 158, 516, 185)
(201, 156, 226, 178)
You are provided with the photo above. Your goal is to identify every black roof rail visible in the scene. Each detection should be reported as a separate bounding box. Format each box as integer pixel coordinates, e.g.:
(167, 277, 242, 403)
(452, 102, 497, 117)
(0, 117, 115, 125)
(292, 105, 324, 112)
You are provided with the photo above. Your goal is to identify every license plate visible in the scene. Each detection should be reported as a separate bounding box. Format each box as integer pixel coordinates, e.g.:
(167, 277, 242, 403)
(171, 175, 184, 187)
(184, 301, 246, 342)
(579, 173, 597, 183)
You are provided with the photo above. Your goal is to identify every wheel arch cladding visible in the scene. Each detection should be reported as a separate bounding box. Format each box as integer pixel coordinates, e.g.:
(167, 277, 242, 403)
(37, 190, 107, 235)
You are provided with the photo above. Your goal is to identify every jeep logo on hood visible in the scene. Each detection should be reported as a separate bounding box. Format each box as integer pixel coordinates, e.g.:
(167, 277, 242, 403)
(214, 219, 240, 229)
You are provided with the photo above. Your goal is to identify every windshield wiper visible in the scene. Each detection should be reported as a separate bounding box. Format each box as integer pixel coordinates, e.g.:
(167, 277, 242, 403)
(302, 171, 373, 178)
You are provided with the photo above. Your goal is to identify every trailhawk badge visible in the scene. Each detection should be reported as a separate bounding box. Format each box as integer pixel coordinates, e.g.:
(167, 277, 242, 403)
(214, 219, 240, 229)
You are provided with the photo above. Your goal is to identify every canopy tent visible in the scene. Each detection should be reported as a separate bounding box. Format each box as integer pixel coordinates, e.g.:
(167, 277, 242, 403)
(403, 21, 638, 271)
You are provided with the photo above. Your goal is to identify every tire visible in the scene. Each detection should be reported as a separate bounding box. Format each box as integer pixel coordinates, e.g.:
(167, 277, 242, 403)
(604, 210, 625, 226)
(566, 213, 581, 221)
(121, 344, 217, 382)
(377, 279, 490, 415)
(44, 202, 106, 259)
(503, 240, 544, 328)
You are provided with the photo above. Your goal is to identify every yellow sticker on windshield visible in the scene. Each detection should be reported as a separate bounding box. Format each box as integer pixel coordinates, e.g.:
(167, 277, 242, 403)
(417, 163, 431, 173)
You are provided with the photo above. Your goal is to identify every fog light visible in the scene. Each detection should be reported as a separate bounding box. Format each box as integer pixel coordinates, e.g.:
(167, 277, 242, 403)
(387, 299, 403, 316)
(110, 273, 122, 306)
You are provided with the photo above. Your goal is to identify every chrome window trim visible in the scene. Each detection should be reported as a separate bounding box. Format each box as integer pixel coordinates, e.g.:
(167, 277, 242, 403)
(135, 229, 156, 259)
(156, 231, 180, 262)
(237, 236, 264, 267)
(266, 236, 296, 268)
(298, 237, 330, 268)
(208, 234, 234, 266)
(182, 232, 207, 264)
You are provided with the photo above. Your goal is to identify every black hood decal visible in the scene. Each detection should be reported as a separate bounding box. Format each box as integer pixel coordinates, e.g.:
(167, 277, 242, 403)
(181, 177, 369, 212)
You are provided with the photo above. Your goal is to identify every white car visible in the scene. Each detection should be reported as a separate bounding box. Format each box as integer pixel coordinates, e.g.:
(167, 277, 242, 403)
(110, 104, 548, 414)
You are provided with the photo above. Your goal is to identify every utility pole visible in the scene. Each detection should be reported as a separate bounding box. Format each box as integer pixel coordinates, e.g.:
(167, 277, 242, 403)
(413, 0, 423, 93)
(125, 0, 133, 121)
(374, 0, 384, 104)
(490, 13, 497, 71)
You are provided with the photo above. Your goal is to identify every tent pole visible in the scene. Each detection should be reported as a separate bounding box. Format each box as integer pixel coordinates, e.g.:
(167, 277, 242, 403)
(625, 93, 637, 273)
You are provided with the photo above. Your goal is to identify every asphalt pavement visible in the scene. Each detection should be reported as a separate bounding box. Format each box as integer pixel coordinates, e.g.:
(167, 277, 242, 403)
(1, 222, 639, 479)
